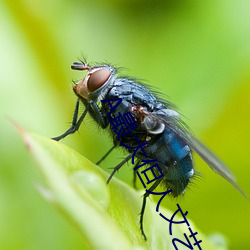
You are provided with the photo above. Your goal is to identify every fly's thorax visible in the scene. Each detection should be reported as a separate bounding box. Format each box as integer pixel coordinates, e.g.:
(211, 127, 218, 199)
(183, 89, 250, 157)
(73, 64, 117, 102)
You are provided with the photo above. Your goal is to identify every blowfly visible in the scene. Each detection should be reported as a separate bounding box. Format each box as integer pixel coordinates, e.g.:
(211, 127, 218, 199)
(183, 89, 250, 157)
(52, 60, 246, 239)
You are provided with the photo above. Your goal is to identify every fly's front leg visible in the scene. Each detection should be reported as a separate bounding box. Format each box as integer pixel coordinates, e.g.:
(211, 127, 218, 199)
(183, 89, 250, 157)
(52, 99, 89, 141)
(88, 100, 108, 129)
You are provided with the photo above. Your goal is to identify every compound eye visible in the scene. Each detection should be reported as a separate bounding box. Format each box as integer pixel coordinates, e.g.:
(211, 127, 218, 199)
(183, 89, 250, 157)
(87, 68, 111, 92)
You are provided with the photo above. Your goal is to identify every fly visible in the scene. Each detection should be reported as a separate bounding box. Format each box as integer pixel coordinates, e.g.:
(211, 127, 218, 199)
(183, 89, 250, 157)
(52, 60, 247, 239)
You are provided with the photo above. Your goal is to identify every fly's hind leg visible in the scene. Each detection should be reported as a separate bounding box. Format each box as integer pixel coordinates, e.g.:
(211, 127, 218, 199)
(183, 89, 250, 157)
(139, 177, 163, 240)
(133, 159, 141, 189)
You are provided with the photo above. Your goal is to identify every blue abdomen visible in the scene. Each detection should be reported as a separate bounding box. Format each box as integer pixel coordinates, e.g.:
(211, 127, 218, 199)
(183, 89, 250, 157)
(143, 128, 194, 196)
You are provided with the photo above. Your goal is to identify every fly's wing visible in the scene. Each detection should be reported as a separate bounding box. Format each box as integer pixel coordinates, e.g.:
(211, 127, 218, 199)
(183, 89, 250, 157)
(152, 109, 248, 198)
(181, 131, 248, 198)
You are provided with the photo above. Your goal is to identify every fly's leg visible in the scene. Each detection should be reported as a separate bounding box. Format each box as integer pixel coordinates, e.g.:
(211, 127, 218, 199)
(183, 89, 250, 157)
(52, 99, 108, 141)
(133, 159, 141, 188)
(88, 100, 107, 129)
(52, 99, 89, 141)
(96, 145, 116, 165)
(140, 177, 163, 240)
(107, 153, 133, 184)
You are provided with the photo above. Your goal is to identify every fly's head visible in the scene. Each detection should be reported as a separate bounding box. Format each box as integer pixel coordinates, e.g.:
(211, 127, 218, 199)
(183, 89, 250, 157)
(72, 61, 116, 101)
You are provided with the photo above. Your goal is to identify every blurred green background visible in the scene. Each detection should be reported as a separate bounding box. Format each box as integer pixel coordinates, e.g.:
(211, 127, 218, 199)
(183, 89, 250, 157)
(0, 0, 250, 249)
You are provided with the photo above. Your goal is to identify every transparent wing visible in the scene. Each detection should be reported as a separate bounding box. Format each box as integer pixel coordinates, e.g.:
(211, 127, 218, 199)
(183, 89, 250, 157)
(150, 110, 247, 198)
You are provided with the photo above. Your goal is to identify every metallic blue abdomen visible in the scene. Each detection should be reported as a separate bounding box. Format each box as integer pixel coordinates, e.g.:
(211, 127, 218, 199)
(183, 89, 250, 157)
(100, 78, 194, 196)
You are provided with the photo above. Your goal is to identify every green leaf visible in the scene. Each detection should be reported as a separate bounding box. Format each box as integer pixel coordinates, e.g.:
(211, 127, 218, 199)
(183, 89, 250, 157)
(19, 128, 227, 250)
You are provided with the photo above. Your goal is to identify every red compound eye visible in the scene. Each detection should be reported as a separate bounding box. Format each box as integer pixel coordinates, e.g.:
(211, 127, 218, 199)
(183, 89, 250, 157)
(87, 68, 111, 92)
